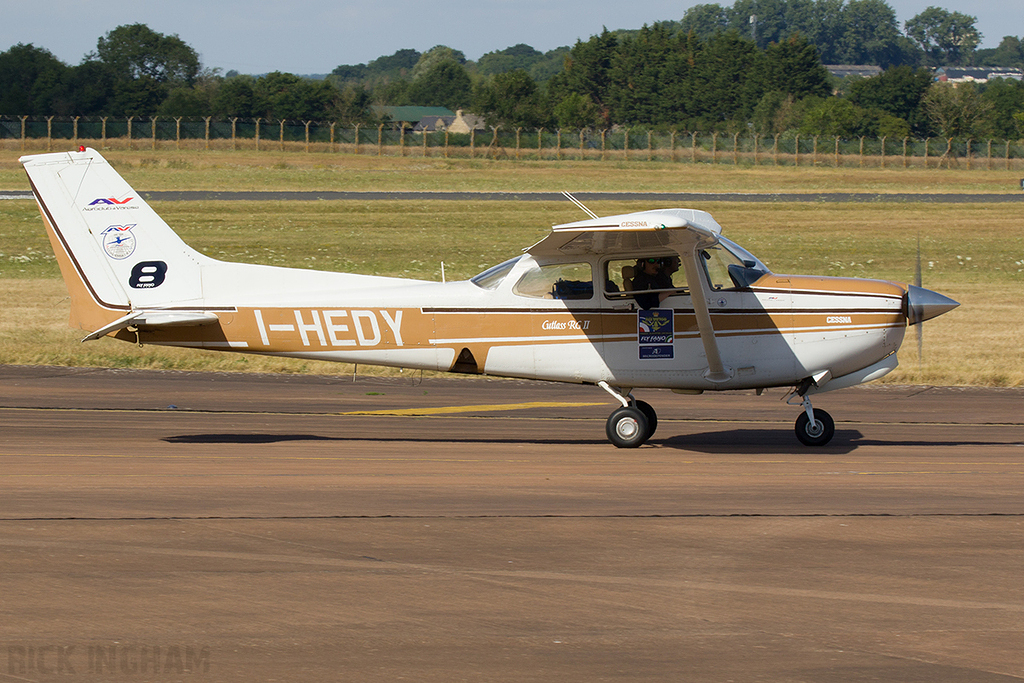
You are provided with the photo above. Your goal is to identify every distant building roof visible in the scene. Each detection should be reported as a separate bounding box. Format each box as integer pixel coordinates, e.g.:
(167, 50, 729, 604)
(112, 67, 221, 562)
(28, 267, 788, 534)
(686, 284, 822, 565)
(935, 67, 1023, 83)
(825, 65, 883, 79)
(372, 106, 456, 126)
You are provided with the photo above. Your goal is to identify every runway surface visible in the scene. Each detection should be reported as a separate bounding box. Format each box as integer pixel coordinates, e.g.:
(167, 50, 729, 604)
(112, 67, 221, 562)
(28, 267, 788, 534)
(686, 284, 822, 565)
(1, 365, 1022, 681)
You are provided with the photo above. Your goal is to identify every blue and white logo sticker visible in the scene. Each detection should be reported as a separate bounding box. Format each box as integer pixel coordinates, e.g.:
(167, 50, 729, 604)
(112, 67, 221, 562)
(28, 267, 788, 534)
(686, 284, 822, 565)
(101, 224, 137, 260)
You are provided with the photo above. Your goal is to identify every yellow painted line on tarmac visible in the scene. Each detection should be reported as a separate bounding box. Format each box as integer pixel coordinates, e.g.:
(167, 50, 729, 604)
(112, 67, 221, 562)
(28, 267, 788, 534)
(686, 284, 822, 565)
(339, 401, 609, 416)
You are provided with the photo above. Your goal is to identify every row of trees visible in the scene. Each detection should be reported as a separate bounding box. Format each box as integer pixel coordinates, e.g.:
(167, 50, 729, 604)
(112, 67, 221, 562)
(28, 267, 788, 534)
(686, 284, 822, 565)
(2, 15, 1024, 142)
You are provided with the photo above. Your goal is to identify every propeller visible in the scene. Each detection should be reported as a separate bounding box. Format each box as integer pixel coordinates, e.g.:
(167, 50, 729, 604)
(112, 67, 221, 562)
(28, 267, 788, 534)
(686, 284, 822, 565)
(916, 234, 923, 363)
(905, 234, 959, 366)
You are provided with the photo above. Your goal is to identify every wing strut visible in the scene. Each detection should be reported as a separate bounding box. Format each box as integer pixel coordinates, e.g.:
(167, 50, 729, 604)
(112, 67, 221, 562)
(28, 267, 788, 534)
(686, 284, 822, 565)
(681, 247, 732, 383)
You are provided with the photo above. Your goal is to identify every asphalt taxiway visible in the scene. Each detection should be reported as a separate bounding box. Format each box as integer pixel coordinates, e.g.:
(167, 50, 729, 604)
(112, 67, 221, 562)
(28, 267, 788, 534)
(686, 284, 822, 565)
(1, 365, 1021, 681)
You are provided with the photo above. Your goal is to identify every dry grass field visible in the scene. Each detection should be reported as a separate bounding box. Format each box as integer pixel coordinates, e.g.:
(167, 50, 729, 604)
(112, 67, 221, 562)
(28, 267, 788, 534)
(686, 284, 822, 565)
(1, 148, 1021, 386)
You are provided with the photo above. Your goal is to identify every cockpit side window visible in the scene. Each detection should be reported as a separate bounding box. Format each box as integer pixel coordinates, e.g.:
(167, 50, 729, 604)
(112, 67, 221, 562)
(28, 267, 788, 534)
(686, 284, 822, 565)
(513, 262, 594, 300)
(604, 257, 689, 300)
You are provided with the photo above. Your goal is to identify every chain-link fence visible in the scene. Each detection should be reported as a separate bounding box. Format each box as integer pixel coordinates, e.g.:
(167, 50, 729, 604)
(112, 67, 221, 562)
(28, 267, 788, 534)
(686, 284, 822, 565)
(4, 115, 1023, 169)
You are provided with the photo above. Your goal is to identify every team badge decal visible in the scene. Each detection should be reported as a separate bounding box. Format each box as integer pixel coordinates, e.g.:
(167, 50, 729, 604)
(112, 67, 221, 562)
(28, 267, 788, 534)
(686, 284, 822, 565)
(101, 224, 137, 260)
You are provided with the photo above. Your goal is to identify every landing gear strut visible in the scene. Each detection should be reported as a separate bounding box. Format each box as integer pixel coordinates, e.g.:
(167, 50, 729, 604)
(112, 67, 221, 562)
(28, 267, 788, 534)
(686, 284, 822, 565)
(599, 382, 657, 448)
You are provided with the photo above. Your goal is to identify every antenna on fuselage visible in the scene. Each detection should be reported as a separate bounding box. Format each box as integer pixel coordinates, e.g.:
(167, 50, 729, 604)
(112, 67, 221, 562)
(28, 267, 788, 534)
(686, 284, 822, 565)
(562, 191, 598, 219)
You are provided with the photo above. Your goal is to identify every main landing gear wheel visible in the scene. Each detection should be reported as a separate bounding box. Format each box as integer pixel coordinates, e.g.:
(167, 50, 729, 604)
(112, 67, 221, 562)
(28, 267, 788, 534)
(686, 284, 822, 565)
(606, 406, 650, 448)
(795, 408, 835, 446)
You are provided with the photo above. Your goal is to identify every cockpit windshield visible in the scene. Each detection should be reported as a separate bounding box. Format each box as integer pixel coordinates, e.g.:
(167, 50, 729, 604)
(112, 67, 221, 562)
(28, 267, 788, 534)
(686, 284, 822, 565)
(470, 256, 522, 290)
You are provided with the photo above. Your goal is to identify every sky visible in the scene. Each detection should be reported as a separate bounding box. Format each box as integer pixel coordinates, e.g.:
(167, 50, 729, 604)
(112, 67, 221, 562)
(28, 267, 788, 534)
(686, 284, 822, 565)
(3, 0, 1017, 76)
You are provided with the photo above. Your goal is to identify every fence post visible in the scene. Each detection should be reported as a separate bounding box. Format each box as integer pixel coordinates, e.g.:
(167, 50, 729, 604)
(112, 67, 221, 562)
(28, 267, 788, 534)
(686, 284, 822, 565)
(304, 121, 311, 153)
(469, 128, 475, 158)
(556, 129, 562, 160)
(794, 134, 799, 167)
(73, 116, 79, 147)
(811, 135, 818, 166)
(490, 126, 501, 159)
(354, 123, 361, 155)
(255, 118, 261, 151)
(205, 117, 212, 150)
(231, 118, 238, 150)
(515, 127, 521, 160)
(879, 136, 886, 168)
(175, 117, 182, 149)
(101, 117, 107, 148)
(444, 128, 450, 158)
(903, 137, 908, 168)
(151, 116, 157, 150)
(623, 129, 629, 161)
(924, 137, 930, 168)
(279, 120, 285, 151)
(711, 132, 718, 164)
(773, 133, 779, 165)
(987, 139, 992, 170)
(670, 130, 677, 163)
(377, 123, 383, 156)
(330, 122, 336, 152)
(580, 129, 585, 160)
(648, 130, 654, 162)
(601, 129, 607, 161)
(1006, 140, 1012, 171)
(399, 123, 407, 156)
(537, 128, 542, 159)
(46, 116, 53, 151)
(965, 138, 972, 170)
(691, 131, 698, 163)
(858, 136, 864, 166)
(20, 116, 27, 150)
(127, 116, 134, 150)
(834, 136, 840, 167)
(733, 132, 739, 165)
(753, 133, 759, 165)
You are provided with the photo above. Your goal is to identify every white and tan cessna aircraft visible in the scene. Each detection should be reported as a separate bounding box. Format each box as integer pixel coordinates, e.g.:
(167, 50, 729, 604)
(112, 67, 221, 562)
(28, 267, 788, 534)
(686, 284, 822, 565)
(21, 148, 958, 447)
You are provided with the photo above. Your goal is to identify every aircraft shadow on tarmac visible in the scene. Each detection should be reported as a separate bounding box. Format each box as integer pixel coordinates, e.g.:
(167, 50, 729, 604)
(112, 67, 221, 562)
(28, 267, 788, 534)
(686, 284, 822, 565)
(162, 428, 1008, 450)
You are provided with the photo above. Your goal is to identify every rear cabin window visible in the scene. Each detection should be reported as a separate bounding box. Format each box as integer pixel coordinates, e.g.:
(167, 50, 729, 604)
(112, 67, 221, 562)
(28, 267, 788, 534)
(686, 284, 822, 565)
(513, 262, 594, 300)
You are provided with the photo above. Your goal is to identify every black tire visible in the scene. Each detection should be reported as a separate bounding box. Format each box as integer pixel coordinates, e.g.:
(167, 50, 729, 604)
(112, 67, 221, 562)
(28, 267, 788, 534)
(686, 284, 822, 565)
(633, 400, 658, 439)
(606, 406, 650, 448)
(795, 408, 835, 446)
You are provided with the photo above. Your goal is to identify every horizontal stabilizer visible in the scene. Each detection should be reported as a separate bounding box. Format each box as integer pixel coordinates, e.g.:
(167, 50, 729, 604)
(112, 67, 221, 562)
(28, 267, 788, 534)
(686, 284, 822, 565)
(82, 310, 220, 342)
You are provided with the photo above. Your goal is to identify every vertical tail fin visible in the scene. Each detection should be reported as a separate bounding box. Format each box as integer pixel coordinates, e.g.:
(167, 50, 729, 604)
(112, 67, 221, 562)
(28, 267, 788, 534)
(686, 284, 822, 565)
(20, 148, 210, 332)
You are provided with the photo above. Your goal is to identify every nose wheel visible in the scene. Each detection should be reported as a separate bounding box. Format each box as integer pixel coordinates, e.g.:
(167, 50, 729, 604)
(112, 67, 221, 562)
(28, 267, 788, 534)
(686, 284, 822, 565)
(793, 395, 835, 446)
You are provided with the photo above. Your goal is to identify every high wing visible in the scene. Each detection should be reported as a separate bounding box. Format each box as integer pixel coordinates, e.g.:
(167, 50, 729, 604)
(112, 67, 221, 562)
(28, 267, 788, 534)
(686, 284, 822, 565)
(529, 209, 732, 382)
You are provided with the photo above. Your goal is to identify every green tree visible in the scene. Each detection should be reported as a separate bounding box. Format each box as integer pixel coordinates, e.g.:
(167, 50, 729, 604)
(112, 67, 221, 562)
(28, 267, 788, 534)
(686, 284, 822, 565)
(922, 82, 991, 138)
(477, 44, 544, 76)
(980, 78, 1024, 139)
(847, 65, 932, 136)
(406, 60, 472, 110)
(95, 23, 200, 84)
(213, 75, 257, 118)
(905, 7, 981, 66)
(679, 3, 729, 40)
(836, 0, 904, 66)
(474, 70, 548, 129)
(552, 92, 601, 129)
(760, 34, 831, 100)
(975, 36, 1024, 68)
(410, 46, 467, 80)
(0, 43, 68, 114)
(693, 32, 763, 125)
(253, 72, 337, 120)
(547, 29, 619, 126)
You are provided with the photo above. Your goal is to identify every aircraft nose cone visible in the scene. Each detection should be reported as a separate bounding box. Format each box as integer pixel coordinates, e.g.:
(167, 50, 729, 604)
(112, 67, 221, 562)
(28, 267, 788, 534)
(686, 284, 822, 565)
(906, 285, 959, 325)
